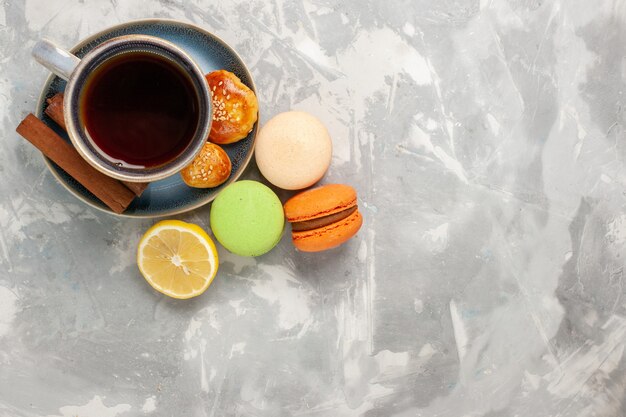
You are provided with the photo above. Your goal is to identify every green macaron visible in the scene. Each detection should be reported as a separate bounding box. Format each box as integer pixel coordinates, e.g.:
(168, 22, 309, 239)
(210, 180, 284, 257)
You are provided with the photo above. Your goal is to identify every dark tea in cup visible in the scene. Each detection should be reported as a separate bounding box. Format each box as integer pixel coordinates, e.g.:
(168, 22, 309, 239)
(80, 52, 200, 168)
(33, 35, 211, 182)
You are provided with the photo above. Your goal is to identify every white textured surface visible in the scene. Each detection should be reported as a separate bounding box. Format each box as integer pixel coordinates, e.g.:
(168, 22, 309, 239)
(1, 0, 626, 416)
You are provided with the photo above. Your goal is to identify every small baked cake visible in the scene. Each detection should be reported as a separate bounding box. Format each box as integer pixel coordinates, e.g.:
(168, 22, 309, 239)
(205, 70, 258, 144)
(181, 142, 231, 188)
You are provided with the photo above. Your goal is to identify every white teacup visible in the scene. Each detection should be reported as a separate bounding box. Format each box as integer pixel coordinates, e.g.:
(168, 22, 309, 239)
(32, 35, 212, 183)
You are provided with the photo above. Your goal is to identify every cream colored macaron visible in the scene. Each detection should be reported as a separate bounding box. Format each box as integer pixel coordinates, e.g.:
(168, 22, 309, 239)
(255, 111, 332, 190)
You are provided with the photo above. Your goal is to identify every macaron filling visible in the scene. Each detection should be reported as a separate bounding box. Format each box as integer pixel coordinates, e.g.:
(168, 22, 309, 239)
(291, 205, 357, 232)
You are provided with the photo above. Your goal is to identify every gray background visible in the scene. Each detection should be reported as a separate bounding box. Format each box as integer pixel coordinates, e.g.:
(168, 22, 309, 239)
(1, 0, 626, 416)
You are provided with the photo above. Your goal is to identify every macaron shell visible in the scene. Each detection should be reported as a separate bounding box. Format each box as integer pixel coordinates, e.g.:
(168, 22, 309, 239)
(210, 180, 284, 257)
(292, 209, 363, 252)
(255, 111, 332, 190)
(284, 184, 357, 223)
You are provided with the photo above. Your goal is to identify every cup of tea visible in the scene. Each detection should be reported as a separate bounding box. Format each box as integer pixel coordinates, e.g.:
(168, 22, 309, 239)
(32, 35, 212, 182)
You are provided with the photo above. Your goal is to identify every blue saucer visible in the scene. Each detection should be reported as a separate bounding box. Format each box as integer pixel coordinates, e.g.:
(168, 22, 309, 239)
(35, 19, 258, 218)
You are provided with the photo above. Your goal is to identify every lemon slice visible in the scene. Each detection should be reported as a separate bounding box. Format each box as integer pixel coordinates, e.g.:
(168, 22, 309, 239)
(137, 220, 219, 299)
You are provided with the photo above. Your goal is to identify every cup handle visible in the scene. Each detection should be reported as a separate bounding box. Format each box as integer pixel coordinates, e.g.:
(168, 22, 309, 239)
(32, 39, 80, 81)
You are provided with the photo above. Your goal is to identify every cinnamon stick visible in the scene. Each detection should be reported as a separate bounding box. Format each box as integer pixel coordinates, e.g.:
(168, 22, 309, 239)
(44, 93, 149, 197)
(16, 114, 136, 214)
(119, 180, 148, 196)
(45, 93, 66, 130)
